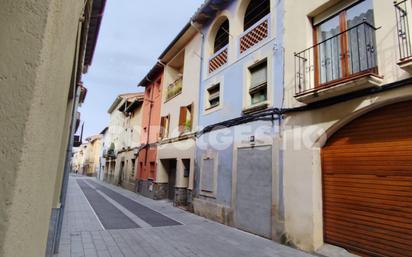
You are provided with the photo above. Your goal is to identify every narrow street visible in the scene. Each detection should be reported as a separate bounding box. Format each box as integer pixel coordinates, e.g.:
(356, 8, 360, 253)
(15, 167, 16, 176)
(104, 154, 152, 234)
(57, 176, 314, 257)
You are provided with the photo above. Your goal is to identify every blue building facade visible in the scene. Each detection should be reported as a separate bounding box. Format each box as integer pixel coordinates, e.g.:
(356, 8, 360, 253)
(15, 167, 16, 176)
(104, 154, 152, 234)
(192, 0, 285, 240)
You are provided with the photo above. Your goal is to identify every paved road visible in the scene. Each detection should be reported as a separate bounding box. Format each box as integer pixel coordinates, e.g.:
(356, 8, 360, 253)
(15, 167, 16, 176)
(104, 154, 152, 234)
(56, 176, 315, 257)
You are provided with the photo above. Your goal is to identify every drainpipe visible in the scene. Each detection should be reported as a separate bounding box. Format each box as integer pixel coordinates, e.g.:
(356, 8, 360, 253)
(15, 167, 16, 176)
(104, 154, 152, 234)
(144, 76, 154, 174)
(190, 20, 205, 198)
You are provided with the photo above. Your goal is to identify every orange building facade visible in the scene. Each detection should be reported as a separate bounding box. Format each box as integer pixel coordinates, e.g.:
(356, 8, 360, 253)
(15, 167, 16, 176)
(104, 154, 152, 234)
(136, 64, 167, 199)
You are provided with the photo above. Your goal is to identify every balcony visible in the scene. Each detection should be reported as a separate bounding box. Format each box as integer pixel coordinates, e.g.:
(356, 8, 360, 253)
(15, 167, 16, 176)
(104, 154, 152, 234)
(294, 21, 382, 104)
(165, 77, 183, 102)
(208, 45, 228, 73)
(395, 0, 412, 72)
(239, 14, 270, 54)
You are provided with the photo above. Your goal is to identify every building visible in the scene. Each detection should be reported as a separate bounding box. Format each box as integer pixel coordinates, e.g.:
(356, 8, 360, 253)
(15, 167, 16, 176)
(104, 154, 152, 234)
(114, 93, 144, 191)
(71, 144, 87, 174)
(103, 93, 143, 186)
(136, 64, 165, 199)
(0, 0, 106, 256)
(191, 0, 285, 241)
(97, 127, 108, 180)
(83, 134, 103, 176)
(155, 22, 202, 207)
(281, 0, 412, 256)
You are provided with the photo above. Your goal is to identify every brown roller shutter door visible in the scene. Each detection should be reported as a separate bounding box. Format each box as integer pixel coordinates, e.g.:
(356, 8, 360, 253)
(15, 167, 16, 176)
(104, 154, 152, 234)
(321, 100, 412, 257)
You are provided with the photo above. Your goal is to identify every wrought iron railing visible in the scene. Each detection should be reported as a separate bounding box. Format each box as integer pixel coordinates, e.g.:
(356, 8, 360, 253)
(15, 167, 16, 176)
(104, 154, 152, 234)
(239, 14, 270, 54)
(295, 21, 379, 95)
(395, 0, 412, 61)
(166, 77, 183, 101)
(208, 45, 228, 73)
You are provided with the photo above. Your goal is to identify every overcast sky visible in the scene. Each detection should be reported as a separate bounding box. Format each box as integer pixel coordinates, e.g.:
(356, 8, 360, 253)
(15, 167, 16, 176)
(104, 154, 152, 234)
(80, 0, 204, 138)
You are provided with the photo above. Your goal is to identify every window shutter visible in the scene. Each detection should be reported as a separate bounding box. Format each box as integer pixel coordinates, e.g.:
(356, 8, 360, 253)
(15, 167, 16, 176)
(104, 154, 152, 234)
(189, 103, 194, 131)
(160, 117, 166, 138)
(250, 62, 267, 89)
(179, 106, 187, 134)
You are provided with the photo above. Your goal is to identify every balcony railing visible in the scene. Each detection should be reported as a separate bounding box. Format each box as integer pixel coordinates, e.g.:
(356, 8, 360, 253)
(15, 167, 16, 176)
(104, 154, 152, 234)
(208, 45, 228, 73)
(295, 21, 379, 95)
(395, 0, 412, 61)
(239, 14, 270, 54)
(166, 77, 183, 101)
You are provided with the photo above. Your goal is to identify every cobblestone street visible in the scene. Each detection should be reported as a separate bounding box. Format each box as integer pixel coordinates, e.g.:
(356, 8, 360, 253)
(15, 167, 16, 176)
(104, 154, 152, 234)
(56, 176, 314, 257)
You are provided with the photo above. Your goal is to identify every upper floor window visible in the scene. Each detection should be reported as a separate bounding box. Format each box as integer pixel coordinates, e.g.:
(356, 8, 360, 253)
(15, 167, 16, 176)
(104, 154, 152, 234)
(214, 19, 229, 53)
(295, 0, 378, 97)
(249, 60, 268, 105)
(209, 19, 230, 73)
(239, 0, 271, 54)
(206, 83, 221, 110)
(244, 0, 270, 31)
(166, 51, 184, 101)
(178, 104, 193, 134)
(159, 115, 170, 139)
(315, 0, 375, 85)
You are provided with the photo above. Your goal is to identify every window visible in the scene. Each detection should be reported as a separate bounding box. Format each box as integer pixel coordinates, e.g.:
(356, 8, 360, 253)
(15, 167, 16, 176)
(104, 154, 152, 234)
(160, 115, 170, 139)
(314, 0, 375, 85)
(131, 159, 136, 177)
(166, 77, 183, 101)
(214, 19, 229, 53)
(182, 159, 190, 178)
(178, 104, 193, 134)
(244, 0, 270, 31)
(249, 60, 268, 105)
(206, 84, 221, 109)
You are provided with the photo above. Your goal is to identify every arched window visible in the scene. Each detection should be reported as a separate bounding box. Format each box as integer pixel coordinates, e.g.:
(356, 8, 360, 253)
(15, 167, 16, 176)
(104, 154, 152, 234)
(244, 0, 270, 31)
(214, 19, 229, 53)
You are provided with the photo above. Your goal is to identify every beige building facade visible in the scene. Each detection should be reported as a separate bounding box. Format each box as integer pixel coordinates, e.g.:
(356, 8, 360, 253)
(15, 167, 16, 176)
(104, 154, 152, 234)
(102, 93, 144, 191)
(0, 0, 105, 256)
(282, 0, 412, 255)
(82, 135, 102, 176)
(156, 25, 202, 206)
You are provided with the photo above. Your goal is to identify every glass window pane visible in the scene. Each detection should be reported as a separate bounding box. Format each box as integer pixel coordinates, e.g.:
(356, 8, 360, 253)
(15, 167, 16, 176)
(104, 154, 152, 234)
(317, 15, 341, 84)
(346, 0, 375, 74)
(251, 88, 267, 105)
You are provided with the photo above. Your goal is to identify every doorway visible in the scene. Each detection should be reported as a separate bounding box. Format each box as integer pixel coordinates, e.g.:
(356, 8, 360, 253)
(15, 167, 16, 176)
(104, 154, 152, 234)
(167, 160, 177, 201)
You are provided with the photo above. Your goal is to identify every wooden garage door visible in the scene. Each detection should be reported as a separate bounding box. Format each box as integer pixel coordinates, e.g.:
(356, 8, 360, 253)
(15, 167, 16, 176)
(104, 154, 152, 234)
(322, 100, 412, 257)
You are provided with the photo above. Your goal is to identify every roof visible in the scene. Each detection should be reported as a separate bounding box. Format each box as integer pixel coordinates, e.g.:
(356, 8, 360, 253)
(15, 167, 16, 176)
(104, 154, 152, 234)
(85, 134, 102, 143)
(99, 127, 108, 135)
(138, 0, 233, 88)
(107, 92, 144, 113)
(158, 0, 233, 61)
(137, 62, 164, 88)
(84, 0, 107, 67)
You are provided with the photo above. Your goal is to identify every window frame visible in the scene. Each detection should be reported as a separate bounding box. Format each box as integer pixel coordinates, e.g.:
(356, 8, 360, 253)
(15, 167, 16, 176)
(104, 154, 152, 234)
(199, 153, 218, 198)
(206, 83, 221, 110)
(178, 103, 194, 135)
(312, 0, 377, 88)
(243, 57, 272, 113)
(159, 114, 170, 139)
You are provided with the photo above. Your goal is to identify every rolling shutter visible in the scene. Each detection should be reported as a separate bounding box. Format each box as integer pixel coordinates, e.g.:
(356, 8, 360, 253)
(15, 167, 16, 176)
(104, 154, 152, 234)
(321, 100, 412, 257)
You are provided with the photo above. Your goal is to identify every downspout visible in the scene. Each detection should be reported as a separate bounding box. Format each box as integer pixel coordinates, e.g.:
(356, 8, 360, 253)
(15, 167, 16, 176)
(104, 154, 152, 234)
(190, 20, 205, 198)
(144, 76, 154, 173)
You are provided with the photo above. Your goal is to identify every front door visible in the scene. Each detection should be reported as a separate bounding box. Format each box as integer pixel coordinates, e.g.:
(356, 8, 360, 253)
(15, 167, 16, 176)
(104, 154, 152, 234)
(235, 146, 272, 238)
(168, 160, 177, 201)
